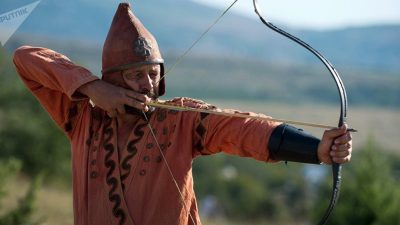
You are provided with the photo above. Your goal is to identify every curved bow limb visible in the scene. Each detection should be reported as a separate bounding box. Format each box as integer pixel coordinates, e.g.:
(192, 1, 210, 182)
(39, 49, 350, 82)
(144, 0, 352, 223)
(252, 0, 348, 224)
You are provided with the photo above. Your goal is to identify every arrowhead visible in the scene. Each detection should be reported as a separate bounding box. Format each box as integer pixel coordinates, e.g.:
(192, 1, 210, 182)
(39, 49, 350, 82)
(0, 1, 40, 46)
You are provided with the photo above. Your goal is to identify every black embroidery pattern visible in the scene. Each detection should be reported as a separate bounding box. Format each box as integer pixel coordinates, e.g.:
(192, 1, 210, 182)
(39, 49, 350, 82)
(120, 122, 147, 190)
(157, 109, 167, 122)
(168, 109, 179, 115)
(87, 107, 103, 146)
(103, 116, 126, 225)
(64, 104, 78, 132)
(193, 113, 209, 152)
(92, 108, 103, 121)
(86, 128, 93, 146)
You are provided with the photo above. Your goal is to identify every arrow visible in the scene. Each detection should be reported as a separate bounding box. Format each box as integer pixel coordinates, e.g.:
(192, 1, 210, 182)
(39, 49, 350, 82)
(147, 101, 357, 132)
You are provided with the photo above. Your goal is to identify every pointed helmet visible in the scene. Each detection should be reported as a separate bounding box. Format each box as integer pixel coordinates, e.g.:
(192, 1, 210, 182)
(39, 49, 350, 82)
(102, 3, 165, 96)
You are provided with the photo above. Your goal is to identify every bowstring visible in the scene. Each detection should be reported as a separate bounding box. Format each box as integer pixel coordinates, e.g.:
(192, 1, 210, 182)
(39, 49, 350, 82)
(156, 0, 239, 85)
(142, 111, 197, 225)
(144, 2, 239, 224)
(252, 1, 345, 224)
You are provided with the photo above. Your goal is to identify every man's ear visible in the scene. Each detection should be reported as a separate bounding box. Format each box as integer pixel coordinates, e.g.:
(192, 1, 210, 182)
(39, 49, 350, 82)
(158, 64, 165, 96)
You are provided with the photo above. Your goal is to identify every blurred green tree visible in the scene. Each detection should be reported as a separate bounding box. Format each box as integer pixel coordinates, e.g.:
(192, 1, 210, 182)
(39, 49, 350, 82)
(193, 154, 308, 223)
(312, 138, 400, 225)
(0, 47, 71, 181)
(0, 158, 43, 225)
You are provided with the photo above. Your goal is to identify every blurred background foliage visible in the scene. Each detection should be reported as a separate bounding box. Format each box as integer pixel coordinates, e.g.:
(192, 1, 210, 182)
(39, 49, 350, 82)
(0, 48, 70, 181)
(1, 45, 400, 224)
(1, 0, 400, 224)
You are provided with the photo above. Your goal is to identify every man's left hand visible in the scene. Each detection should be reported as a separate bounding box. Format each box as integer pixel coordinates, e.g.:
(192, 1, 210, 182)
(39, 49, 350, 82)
(318, 124, 353, 164)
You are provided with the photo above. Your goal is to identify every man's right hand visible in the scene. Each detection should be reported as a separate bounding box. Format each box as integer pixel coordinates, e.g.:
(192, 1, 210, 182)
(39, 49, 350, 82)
(77, 80, 150, 117)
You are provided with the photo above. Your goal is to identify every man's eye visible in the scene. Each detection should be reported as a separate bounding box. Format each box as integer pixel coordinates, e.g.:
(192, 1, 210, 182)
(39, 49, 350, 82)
(149, 73, 158, 78)
(126, 73, 141, 80)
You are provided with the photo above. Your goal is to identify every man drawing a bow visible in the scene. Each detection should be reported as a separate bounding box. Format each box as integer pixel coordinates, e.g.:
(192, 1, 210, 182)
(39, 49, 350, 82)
(13, 3, 352, 225)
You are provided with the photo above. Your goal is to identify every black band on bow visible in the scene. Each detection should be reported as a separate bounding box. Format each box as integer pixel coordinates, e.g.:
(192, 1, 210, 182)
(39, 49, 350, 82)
(252, 1, 347, 224)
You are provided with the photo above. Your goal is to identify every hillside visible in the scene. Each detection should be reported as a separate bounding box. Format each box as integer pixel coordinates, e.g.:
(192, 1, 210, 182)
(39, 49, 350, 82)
(1, 0, 400, 72)
(2, 39, 400, 108)
(2, 0, 399, 108)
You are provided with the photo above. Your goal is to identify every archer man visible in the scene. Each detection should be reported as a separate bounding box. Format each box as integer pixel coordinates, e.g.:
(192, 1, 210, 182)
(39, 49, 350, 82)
(13, 3, 352, 225)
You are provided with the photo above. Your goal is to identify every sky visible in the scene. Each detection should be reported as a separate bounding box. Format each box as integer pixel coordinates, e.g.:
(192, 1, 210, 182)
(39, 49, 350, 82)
(192, 0, 400, 30)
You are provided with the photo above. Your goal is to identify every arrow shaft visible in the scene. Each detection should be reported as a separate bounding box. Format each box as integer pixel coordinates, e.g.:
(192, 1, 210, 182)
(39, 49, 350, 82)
(147, 101, 356, 132)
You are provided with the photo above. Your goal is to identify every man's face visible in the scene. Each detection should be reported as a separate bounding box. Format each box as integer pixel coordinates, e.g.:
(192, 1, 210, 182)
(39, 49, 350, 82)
(122, 64, 161, 100)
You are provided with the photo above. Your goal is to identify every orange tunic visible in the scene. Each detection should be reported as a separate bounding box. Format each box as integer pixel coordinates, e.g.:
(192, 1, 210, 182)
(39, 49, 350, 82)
(13, 46, 280, 225)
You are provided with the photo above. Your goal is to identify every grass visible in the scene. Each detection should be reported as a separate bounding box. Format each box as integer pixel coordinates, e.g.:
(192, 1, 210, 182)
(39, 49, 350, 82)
(1, 177, 288, 225)
(0, 176, 73, 225)
(1, 102, 398, 225)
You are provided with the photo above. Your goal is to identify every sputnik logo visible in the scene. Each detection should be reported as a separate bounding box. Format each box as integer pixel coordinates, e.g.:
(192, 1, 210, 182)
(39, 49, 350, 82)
(0, 1, 41, 46)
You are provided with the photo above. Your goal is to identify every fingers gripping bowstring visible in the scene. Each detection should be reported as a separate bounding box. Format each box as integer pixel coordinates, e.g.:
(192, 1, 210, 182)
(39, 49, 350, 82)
(155, 0, 239, 85)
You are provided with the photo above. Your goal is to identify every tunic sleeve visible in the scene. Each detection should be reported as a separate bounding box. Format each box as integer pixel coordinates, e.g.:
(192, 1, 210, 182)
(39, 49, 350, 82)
(13, 45, 99, 136)
(193, 110, 281, 162)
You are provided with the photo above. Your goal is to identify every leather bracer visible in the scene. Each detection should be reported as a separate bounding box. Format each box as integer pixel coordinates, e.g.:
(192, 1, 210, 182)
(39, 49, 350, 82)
(268, 124, 321, 164)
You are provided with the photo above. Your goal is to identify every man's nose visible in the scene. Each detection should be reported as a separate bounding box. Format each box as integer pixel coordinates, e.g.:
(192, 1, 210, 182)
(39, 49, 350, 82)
(140, 74, 153, 93)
